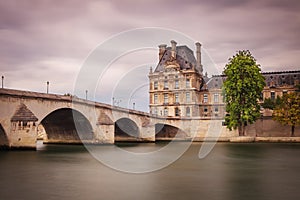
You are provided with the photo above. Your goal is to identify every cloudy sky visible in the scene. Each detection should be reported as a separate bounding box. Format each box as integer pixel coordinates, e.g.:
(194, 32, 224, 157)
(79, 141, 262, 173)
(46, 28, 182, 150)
(1, 0, 300, 111)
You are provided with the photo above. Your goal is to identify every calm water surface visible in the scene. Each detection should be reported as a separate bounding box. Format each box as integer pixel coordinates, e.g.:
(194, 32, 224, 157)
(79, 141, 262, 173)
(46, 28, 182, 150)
(1, 142, 300, 200)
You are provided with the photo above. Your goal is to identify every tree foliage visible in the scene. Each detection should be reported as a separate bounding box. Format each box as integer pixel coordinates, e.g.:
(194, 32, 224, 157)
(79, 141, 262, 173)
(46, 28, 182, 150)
(261, 97, 282, 110)
(223, 50, 265, 136)
(273, 92, 300, 136)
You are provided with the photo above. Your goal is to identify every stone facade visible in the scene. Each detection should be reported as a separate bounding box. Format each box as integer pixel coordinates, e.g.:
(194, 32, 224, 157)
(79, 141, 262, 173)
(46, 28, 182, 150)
(149, 40, 300, 118)
(149, 41, 203, 118)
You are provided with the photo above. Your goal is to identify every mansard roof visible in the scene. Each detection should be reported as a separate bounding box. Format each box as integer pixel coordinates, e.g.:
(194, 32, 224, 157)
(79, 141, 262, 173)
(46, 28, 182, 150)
(204, 70, 300, 90)
(154, 46, 198, 73)
(262, 70, 300, 87)
(11, 103, 38, 122)
(205, 75, 226, 90)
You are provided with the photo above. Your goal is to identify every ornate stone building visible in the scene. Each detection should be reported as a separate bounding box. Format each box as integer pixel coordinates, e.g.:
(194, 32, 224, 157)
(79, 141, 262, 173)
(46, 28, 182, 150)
(149, 40, 203, 117)
(149, 40, 300, 118)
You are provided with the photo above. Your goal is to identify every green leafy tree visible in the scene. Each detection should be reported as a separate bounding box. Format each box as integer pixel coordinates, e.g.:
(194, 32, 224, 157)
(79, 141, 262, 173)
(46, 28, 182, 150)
(261, 98, 275, 109)
(223, 50, 265, 136)
(261, 96, 282, 110)
(273, 92, 300, 137)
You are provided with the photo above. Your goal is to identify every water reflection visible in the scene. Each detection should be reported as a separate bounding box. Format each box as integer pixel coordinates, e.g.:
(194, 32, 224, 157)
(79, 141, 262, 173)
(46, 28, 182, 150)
(0, 143, 300, 200)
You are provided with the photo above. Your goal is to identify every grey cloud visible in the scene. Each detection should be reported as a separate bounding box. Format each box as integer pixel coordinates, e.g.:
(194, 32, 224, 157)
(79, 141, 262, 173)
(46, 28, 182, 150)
(0, 0, 300, 110)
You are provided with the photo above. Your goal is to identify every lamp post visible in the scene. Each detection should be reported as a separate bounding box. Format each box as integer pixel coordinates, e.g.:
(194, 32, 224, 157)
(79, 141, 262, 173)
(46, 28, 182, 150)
(85, 90, 88, 100)
(1, 76, 4, 89)
(112, 97, 121, 107)
(133, 102, 135, 110)
(46, 81, 49, 94)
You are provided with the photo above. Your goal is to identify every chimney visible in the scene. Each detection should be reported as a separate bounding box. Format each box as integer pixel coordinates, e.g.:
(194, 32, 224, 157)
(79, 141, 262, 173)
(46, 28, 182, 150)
(195, 42, 203, 73)
(158, 44, 167, 60)
(171, 40, 177, 58)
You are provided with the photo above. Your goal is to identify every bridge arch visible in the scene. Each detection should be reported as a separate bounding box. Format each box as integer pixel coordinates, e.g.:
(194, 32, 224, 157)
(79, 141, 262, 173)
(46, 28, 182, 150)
(0, 124, 9, 149)
(155, 123, 188, 139)
(114, 117, 139, 140)
(40, 108, 94, 143)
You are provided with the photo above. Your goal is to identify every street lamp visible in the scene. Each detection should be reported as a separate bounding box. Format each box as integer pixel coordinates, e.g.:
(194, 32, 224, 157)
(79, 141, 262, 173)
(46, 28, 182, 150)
(46, 81, 49, 94)
(85, 90, 88, 100)
(133, 102, 135, 110)
(1, 76, 4, 89)
(112, 97, 121, 106)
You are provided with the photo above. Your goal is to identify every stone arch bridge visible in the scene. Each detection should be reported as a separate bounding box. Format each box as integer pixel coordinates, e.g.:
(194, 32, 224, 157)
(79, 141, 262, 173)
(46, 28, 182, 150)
(0, 88, 230, 149)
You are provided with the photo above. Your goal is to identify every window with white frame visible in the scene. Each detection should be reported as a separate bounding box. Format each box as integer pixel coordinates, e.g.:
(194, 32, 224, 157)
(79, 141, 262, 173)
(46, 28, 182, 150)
(164, 80, 168, 89)
(186, 107, 191, 117)
(175, 80, 179, 89)
(271, 91, 275, 100)
(164, 94, 168, 104)
(203, 93, 208, 103)
(186, 79, 190, 88)
(186, 92, 191, 103)
(153, 108, 158, 115)
(214, 106, 219, 113)
(154, 94, 158, 104)
(154, 81, 158, 90)
(214, 93, 219, 103)
(175, 93, 179, 103)
(164, 107, 168, 116)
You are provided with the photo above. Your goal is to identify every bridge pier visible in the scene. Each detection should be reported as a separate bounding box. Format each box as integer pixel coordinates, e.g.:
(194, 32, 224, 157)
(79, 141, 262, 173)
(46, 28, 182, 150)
(9, 121, 37, 149)
(95, 124, 114, 144)
(140, 125, 155, 142)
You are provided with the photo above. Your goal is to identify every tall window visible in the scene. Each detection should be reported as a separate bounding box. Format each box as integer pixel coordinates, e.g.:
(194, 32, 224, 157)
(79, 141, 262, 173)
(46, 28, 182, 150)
(186, 79, 190, 88)
(164, 94, 168, 104)
(271, 91, 275, 100)
(175, 93, 179, 103)
(214, 94, 219, 103)
(214, 107, 219, 113)
(154, 81, 158, 90)
(153, 108, 158, 115)
(186, 107, 190, 117)
(154, 94, 158, 104)
(164, 80, 168, 89)
(203, 94, 208, 103)
(164, 107, 168, 116)
(175, 107, 180, 116)
(186, 92, 190, 103)
(175, 80, 179, 89)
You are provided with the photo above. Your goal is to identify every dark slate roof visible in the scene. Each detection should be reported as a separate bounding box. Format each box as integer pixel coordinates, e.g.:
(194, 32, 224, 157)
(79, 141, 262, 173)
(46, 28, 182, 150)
(154, 46, 198, 72)
(262, 70, 300, 87)
(205, 75, 226, 90)
(262, 70, 300, 75)
(11, 103, 38, 122)
(204, 70, 300, 90)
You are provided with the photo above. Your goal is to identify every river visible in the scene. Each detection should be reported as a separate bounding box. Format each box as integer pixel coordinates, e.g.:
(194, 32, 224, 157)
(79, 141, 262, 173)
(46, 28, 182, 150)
(0, 142, 300, 200)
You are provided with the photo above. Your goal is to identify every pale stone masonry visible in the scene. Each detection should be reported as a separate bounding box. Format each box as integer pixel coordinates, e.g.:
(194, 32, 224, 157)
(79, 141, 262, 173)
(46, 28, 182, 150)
(149, 40, 204, 118)
(149, 40, 300, 118)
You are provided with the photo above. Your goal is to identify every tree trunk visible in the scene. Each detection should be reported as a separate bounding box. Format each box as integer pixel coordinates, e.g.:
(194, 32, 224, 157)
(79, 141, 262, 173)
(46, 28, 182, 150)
(291, 125, 295, 137)
(238, 124, 245, 136)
